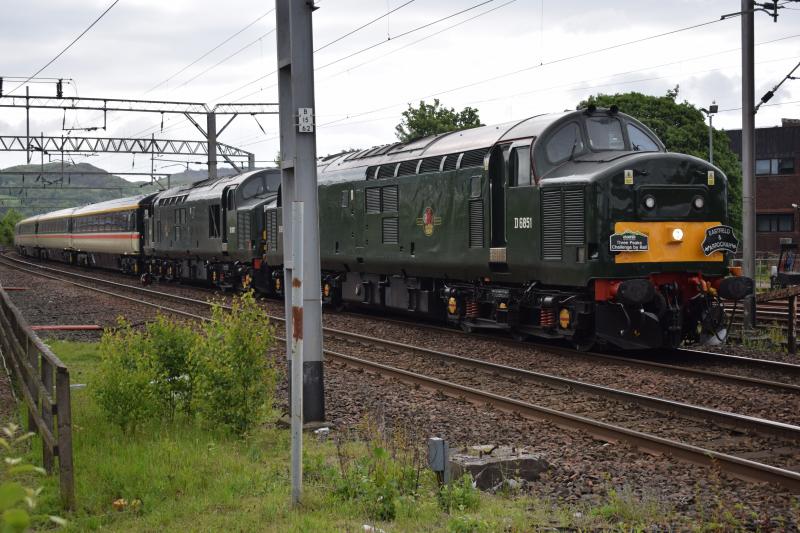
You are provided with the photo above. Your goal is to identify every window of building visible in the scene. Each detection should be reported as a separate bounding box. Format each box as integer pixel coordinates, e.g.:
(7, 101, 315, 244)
(756, 158, 795, 176)
(756, 213, 794, 232)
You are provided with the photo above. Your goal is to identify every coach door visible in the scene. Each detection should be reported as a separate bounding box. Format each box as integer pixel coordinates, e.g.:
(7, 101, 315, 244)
(488, 143, 510, 265)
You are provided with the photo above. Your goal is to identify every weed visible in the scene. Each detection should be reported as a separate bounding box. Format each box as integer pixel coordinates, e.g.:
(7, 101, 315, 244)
(447, 514, 490, 533)
(438, 473, 480, 514)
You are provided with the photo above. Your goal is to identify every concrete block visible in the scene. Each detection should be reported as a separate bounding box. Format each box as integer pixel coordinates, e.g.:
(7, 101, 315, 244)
(449, 445, 548, 491)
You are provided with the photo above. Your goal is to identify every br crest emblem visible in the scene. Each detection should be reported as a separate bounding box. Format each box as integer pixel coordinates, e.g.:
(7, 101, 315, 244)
(416, 207, 442, 236)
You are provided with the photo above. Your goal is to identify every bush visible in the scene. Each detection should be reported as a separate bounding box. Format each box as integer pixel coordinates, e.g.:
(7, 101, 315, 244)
(438, 473, 480, 514)
(142, 315, 197, 419)
(334, 444, 419, 521)
(191, 292, 276, 435)
(0, 424, 65, 531)
(94, 319, 161, 433)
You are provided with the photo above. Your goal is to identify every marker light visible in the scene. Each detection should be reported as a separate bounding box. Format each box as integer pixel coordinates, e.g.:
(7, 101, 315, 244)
(672, 228, 684, 242)
(693, 196, 705, 209)
(643, 195, 656, 209)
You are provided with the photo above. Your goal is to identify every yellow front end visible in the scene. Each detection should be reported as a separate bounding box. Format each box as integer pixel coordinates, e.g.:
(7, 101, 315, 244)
(613, 221, 724, 264)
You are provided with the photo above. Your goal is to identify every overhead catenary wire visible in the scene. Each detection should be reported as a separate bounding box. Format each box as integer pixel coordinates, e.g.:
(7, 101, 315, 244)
(214, 0, 498, 103)
(143, 8, 276, 96)
(314, 0, 416, 53)
(7, 0, 122, 95)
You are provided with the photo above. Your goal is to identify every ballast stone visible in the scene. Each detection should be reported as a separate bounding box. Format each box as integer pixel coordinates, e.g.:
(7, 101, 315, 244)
(449, 445, 549, 490)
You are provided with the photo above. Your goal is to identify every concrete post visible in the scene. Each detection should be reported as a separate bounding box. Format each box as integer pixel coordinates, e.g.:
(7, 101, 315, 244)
(741, 0, 756, 328)
(276, 0, 325, 423)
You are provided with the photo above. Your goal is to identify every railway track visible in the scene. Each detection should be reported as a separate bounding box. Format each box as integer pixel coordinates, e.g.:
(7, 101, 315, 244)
(2, 252, 798, 391)
(2, 254, 800, 489)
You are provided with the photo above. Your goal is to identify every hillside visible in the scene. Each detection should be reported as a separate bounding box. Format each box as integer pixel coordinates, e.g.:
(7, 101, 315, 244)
(0, 163, 263, 217)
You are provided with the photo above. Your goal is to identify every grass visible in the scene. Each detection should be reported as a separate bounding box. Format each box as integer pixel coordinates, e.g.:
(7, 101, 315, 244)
(20, 339, 738, 531)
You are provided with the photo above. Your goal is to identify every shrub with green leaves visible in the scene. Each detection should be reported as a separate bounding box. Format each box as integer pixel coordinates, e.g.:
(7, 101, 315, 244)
(94, 318, 161, 433)
(438, 473, 480, 514)
(191, 291, 276, 435)
(143, 315, 197, 418)
(0, 424, 65, 531)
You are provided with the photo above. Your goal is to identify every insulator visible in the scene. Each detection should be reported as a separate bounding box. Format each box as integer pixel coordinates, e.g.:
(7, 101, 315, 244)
(465, 300, 479, 319)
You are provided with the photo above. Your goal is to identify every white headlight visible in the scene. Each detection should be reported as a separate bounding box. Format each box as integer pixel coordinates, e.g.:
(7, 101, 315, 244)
(693, 197, 705, 209)
(672, 228, 684, 241)
(644, 196, 656, 209)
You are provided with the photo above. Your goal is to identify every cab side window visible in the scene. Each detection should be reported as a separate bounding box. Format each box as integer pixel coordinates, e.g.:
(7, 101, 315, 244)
(546, 123, 584, 164)
(509, 146, 532, 187)
(627, 124, 659, 152)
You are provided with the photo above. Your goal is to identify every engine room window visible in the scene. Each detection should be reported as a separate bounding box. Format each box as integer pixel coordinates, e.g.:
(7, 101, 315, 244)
(546, 123, 584, 163)
(627, 124, 659, 152)
(586, 117, 625, 151)
(509, 146, 532, 186)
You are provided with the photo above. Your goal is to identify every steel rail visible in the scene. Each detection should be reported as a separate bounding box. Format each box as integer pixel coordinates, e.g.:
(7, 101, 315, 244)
(2, 253, 797, 393)
(323, 329, 800, 440)
(321, 349, 800, 492)
(343, 311, 800, 392)
(3, 255, 799, 490)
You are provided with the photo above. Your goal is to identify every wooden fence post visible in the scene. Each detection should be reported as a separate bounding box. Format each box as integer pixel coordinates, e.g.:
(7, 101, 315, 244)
(55, 368, 75, 511)
(40, 358, 54, 473)
(789, 296, 797, 355)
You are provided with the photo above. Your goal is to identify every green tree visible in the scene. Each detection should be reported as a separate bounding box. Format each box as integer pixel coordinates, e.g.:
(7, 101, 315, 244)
(578, 89, 743, 230)
(0, 210, 23, 246)
(395, 99, 483, 142)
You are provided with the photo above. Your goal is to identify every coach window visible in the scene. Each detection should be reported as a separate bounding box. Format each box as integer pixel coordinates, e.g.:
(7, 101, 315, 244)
(509, 145, 532, 186)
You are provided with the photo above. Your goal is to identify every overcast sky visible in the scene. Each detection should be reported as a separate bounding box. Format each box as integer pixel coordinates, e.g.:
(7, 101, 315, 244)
(0, 0, 798, 178)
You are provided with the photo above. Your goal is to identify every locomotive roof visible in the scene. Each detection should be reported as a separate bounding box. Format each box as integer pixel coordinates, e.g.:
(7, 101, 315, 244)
(316, 111, 574, 183)
(153, 168, 280, 203)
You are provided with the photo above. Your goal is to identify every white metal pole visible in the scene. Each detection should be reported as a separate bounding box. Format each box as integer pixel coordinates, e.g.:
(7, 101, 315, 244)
(290, 200, 304, 506)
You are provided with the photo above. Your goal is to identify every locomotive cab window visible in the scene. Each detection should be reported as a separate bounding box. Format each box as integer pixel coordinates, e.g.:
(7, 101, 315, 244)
(546, 122, 584, 164)
(586, 117, 624, 151)
(509, 146, 532, 187)
(627, 124, 659, 152)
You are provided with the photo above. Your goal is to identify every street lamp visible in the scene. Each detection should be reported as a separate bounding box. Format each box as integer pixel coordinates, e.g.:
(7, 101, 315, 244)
(700, 102, 718, 165)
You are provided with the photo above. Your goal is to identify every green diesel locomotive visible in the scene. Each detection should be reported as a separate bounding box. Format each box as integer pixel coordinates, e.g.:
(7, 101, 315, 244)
(263, 107, 752, 350)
